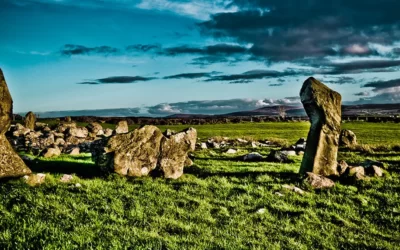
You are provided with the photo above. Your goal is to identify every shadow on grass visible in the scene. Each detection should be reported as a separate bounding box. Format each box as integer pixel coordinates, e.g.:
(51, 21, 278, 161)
(26, 159, 103, 179)
(185, 165, 301, 183)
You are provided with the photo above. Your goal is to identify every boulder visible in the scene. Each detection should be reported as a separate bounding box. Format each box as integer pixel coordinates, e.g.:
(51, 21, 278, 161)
(300, 77, 341, 176)
(305, 172, 335, 189)
(115, 120, 128, 134)
(67, 127, 88, 138)
(97, 125, 164, 176)
(159, 128, 197, 179)
(24, 111, 36, 130)
(225, 148, 238, 154)
(57, 122, 76, 133)
(339, 129, 357, 147)
(0, 69, 32, 178)
(41, 147, 61, 158)
(87, 122, 103, 137)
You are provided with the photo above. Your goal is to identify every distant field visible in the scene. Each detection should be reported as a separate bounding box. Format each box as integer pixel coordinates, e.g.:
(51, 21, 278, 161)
(35, 119, 400, 145)
(2, 121, 400, 249)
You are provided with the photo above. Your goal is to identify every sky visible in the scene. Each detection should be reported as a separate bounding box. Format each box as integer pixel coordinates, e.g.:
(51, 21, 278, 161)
(1, 0, 400, 115)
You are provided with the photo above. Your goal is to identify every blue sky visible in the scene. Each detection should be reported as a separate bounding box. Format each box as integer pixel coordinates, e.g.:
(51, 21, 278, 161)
(1, 0, 400, 115)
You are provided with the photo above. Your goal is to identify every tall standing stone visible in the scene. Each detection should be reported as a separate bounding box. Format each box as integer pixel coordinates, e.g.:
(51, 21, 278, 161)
(300, 77, 341, 176)
(0, 69, 32, 178)
(24, 111, 36, 130)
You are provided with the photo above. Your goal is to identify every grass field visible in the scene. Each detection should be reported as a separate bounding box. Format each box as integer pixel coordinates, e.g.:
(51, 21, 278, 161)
(1, 122, 400, 249)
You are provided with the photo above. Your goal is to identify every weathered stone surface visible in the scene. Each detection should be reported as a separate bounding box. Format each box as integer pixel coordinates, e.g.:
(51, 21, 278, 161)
(305, 172, 335, 189)
(104, 125, 164, 176)
(103, 128, 113, 137)
(300, 77, 342, 176)
(0, 69, 31, 178)
(68, 147, 80, 156)
(339, 129, 357, 147)
(24, 111, 36, 130)
(115, 120, 128, 134)
(159, 128, 197, 179)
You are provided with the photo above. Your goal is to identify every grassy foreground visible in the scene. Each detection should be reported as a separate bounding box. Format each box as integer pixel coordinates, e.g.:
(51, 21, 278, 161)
(1, 122, 400, 249)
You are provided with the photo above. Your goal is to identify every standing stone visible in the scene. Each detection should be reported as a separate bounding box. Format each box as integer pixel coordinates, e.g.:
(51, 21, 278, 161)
(300, 77, 341, 176)
(102, 125, 164, 176)
(115, 120, 129, 134)
(24, 111, 36, 130)
(159, 128, 197, 179)
(0, 69, 31, 178)
(339, 129, 357, 147)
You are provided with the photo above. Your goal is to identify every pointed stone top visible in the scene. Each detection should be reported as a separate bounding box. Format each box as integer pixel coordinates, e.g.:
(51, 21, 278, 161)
(300, 77, 341, 104)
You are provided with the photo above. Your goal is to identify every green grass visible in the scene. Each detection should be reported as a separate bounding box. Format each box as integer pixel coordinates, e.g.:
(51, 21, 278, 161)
(1, 122, 400, 249)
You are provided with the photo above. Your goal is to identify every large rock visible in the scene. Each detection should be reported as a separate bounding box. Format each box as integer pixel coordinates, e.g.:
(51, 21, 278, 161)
(339, 129, 357, 147)
(101, 125, 164, 176)
(67, 127, 88, 138)
(0, 69, 31, 178)
(159, 128, 197, 179)
(300, 77, 342, 176)
(115, 120, 129, 134)
(24, 111, 36, 130)
(87, 122, 103, 137)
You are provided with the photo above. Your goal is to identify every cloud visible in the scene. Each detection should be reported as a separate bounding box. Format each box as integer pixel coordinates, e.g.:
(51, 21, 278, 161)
(351, 78, 400, 104)
(363, 78, 400, 93)
(323, 76, 359, 84)
(147, 97, 301, 115)
(318, 59, 400, 74)
(77, 76, 156, 84)
(135, 0, 238, 20)
(354, 91, 370, 97)
(163, 71, 220, 79)
(269, 83, 283, 87)
(60, 44, 119, 56)
(204, 69, 310, 82)
(199, 1, 400, 62)
(126, 44, 162, 52)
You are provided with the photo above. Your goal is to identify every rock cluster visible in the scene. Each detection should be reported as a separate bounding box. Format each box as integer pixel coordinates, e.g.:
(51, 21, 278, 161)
(91, 125, 197, 179)
(0, 69, 32, 178)
(7, 121, 117, 157)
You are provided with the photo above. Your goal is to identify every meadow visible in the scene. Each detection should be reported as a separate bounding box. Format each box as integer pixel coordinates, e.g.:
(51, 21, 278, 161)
(1, 121, 400, 249)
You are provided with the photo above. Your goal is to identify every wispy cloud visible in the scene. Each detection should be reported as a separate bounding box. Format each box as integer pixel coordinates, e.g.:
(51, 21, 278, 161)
(77, 76, 156, 84)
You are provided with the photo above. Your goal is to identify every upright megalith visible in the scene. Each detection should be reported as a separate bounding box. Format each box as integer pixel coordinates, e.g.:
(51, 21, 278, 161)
(0, 69, 31, 178)
(300, 77, 341, 176)
(24, 111, 36, 130)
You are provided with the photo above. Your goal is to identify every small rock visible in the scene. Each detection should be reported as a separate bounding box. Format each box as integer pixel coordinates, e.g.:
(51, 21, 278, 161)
(25, 173, 46, 186)
(305, 172, 335, 189)
(75, 183, 82, 188)
(60, 174, 73, 183)
(338, 160, 349, 175)
(69, 147, 80, 156)
(243, 152, 263, 161)
(266, 150, 293, 163)
(348, 166, 365, 180)
(275, 192, 284, 197)
(200, 143, 208, 149)
(225, 149, 237, 154)
(282, 184, 305, 195)
(115, 120, 129, 134)
(256, 208, 266, 214)
(41, 147, 61, 158)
